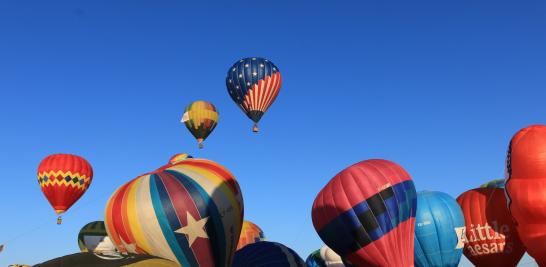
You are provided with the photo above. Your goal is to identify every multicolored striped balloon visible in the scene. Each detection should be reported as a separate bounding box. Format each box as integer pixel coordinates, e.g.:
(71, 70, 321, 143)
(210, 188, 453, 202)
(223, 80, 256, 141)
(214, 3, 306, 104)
(104, 155, 244, 267)
(37, 154, 93, 224)
(226, 57, 282, 133)
(236, 221, 265, 250)
(312, 159, 417, 267)
(233, 241, 306, 267)
(181, 101, 219, 149)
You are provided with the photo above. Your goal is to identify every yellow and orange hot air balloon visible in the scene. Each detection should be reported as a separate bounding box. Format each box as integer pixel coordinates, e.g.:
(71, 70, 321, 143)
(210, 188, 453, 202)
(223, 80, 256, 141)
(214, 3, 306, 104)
(181, 100, 219, 149)
(505, 125, 546, 265)
(237, 221, 266, 250)
(37, 154, 93, 224)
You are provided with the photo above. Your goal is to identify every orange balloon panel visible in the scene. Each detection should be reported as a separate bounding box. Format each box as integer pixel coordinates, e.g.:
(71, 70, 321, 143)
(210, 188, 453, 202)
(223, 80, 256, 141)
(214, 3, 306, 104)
(236, 221, 265, 250)
(506, 124, 546, 265)
(456, 188, 525, 267)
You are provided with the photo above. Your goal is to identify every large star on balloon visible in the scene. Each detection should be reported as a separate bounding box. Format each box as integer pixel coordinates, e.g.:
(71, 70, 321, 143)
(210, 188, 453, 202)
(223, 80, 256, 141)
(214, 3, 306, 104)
(175, 211, 209, 246)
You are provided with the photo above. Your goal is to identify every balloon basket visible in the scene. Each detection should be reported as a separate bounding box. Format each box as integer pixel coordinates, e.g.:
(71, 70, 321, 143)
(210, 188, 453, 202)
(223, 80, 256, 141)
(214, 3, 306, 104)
(57, 216, 62, 225)
(252, 124, 259, 133)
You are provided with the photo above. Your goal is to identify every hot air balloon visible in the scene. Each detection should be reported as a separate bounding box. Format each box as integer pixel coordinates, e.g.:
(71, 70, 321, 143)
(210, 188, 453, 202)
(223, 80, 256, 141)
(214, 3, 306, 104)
(456, 188, 525, 267)
(233, 241, 306, 267)
(479, 179, 505, 189)
(414, 191, 465, 267)
(236, 220, 266, 250)
(505, 124, 546, 265)
(33, 253, 179, 267)
(226, 57, 282, 133)
(37, 154, 93, 224)
(312, 159, 417, 267)
(305, 246, 355, 267)
(181, 100, 219, 149)
(306, 249, 326, 267)
(78, 221, 118, 256)
(104, 154, 244, 267)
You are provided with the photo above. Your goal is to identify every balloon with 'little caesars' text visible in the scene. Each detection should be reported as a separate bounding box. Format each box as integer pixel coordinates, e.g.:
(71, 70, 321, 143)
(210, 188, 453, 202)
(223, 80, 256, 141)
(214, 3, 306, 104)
(456, 188, 525, 267)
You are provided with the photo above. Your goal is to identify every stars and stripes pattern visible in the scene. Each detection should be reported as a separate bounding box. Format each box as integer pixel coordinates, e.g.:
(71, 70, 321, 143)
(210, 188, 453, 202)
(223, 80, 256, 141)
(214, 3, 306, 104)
(104, 156, 243, 267)
(226, 57, 282, 124)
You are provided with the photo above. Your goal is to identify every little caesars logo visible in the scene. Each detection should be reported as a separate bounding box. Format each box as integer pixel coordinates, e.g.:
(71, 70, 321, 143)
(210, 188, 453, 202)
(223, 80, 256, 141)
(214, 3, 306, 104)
(465, 221, 514, 255)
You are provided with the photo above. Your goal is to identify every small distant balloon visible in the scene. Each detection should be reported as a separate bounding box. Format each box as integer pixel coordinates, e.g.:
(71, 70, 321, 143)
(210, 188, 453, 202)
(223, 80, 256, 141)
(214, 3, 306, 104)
(237, 221, 265, 250)
(479, 179, 505, 189)
(226, 57, 282, 133)
(181, 100, 219, 149)
(37, 154, 93, 224)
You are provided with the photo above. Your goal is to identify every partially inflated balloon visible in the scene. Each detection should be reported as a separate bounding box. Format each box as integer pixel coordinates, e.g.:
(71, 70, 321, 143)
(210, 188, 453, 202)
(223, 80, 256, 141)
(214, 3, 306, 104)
(456, 188, 525, 267)
(37, 154, 93, 224)
(306, 249, 326, 267)
(236, 221, 265, 250)
(78, 221, 114, 253)
(414, 191, 465, 267)
(479, 179, 505, 189)
(505, 124, 546, 265)
(312, 159, 417, 267)
(226, 57, 281, 132)
(181, 100, 219, 149)
(233, 241, 306, 267)
(104, 155, 243, 267)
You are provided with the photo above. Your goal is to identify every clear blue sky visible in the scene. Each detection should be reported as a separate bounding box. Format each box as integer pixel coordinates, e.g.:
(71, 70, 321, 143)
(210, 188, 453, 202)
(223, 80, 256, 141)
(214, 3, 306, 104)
(0, 0, 545, 266)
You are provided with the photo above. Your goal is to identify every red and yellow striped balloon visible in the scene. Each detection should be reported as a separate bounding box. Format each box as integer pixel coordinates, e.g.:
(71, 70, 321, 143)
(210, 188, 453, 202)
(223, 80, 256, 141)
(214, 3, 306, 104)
(236, 221, 265, 250)
(37, 154, 93, 223)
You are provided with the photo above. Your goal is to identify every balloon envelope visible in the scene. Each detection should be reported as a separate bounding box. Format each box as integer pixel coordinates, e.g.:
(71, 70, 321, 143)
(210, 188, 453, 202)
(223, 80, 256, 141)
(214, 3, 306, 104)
(236, 221, 265, 250)
(33, 253, 178, 267)
(414, 191, 465, 267)
(479, 179, 505, 189)
(37, 154, 93, 216)
(181, 100, 219, 148)
(456, 188, 525, 267)
(78, 221, 115, 253)
(104, 155, 244, 267)
(226, 57, 282, 132)
(312, 159, 417, 267)
(233, 241, 306, 267)
(505, 124, 546, 265)
(306, 249, 326, 267)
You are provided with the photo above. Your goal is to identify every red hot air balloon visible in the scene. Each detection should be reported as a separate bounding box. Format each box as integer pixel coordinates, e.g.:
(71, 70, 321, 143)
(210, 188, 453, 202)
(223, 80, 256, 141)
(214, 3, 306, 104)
(37, 154, 93, 224)
(312, 159, 417, 267)
(505, 124, 546, 265)
(456, 188, 525, 267)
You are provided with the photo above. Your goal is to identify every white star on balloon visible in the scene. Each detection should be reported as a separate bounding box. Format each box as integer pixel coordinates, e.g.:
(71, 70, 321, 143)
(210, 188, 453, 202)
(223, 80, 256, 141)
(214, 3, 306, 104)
(175, 212, 209, 247)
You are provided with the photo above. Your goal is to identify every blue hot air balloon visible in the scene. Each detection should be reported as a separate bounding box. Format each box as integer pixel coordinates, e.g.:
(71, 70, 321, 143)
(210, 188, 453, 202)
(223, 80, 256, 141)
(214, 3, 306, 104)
(233, 241, 306, 267)
(414, 191, 465, 267)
